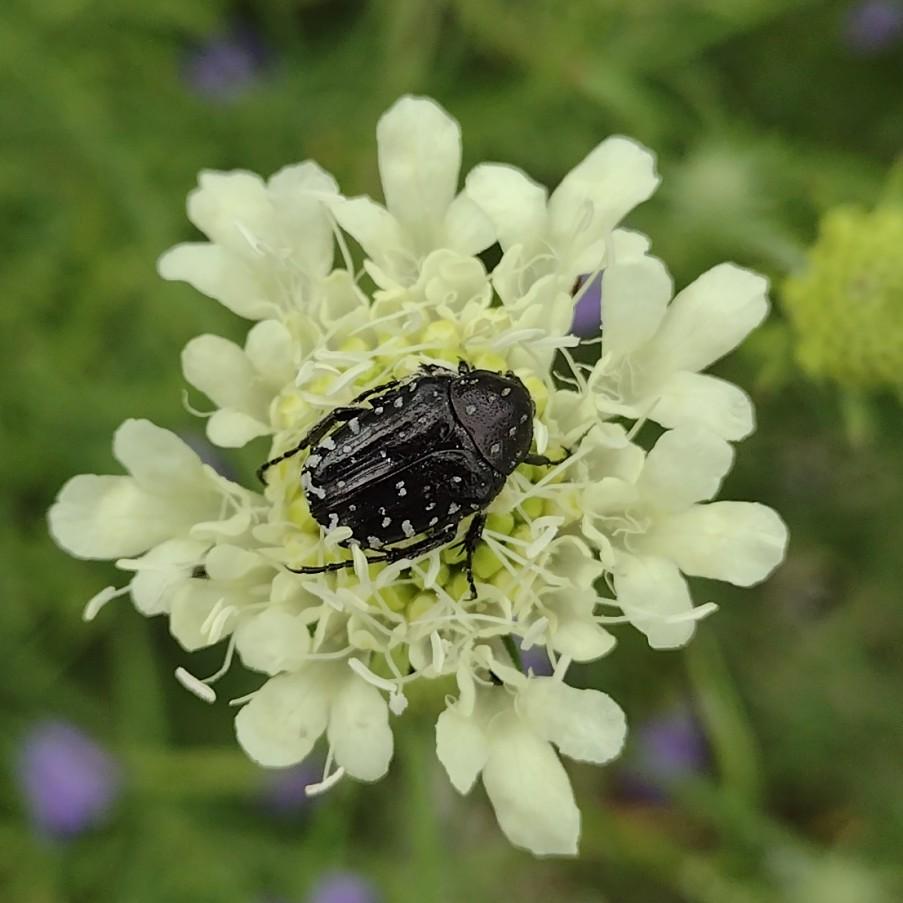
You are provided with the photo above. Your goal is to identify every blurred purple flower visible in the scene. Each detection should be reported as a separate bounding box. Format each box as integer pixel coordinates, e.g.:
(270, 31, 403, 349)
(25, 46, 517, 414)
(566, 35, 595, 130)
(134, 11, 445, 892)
(571, 273, 603, 337)
(844, 1, 903, 53)
(308, 872, 379, 903)
(185, 23, 269, 101)
(259, 761, 321, 818)
(16, 720, 121, 838)
(519, 641, 553, 676)
(619, 706, 708, 802)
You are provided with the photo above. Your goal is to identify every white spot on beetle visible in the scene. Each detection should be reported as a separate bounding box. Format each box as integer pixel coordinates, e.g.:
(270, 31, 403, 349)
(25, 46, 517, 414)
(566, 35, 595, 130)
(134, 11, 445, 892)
(398, 487, 407, 497)
(490, 443, 501, 454)
(426, 502, 436, 511)
(337, 479, 346, 488)
(394, 397, 404, 408)
(343, 445, 352, 454)
(349, 504, 357, 512)
(449, 503, 460, 514)
(508, 427, 517, 437)
(328, 513, 339, 530)
(452, 476, 462, 483)
(375, 406, 384, 415)
(307, 453, 321, 467)
(395, 480, 405, 488)
(401, 519, 415, 537)
(470, 503, 479, 510)
(519, 414, 528, 423)
(320, 436, 336, 450)
(382, 517, 392, 528)
(465, 404, 476, 415)
(501, 387, 512, 397)
(429, 517, 438, 527)
(380, 450, 388, 458)
(367, 535, 383, 549)
(379, 507, 386, 515)
(349, 418, 360, 434)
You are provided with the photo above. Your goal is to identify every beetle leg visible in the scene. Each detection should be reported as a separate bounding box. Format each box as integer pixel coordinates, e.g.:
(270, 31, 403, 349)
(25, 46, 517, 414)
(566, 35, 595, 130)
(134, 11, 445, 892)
(287, 523, 460, 576)
(256, 406, 364, 485)
(460, 513, 486, 601)
(523, 448, 572, 467)
(379, 523, 460, 566)
(347, 379, 401, 405)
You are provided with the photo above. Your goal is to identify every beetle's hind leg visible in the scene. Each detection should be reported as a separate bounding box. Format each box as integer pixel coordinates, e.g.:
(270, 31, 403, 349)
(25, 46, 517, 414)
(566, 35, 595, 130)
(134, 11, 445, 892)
(460, 513, 486, 601)
(256, 406, 364, 485)
(523, 448, 571, 467)
(287, 524, 459, 577)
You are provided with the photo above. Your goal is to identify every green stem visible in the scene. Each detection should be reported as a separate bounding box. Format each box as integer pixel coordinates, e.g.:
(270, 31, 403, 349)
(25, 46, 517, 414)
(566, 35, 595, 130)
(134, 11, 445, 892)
(404, 725, 448, 903)
(685, 631, 764, 807)
(501, 634, 523, 672)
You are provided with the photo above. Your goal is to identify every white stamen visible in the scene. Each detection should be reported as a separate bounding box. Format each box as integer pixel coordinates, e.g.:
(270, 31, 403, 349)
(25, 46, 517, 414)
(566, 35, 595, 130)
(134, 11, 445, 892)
(174, 667, 216, 703)
(305, 765, 346, 797)
(83, 584, 129, 622)
(347, 657, 399, 693)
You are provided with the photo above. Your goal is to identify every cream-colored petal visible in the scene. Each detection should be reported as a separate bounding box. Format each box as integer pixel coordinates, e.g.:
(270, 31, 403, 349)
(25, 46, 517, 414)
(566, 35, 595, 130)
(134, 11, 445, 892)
(482, 713, 580, 857)
(546, 587, 616, 662)
(519, 678, 626, 764)
(601, 256, 673, 358)
(206, 409, 270, 448)
(442, 191, 496, 256)
(182, 334, 267, 414)
(112, 419, 209, 495)
(234, 608, 312, 675)
(125, 538, 209, 616)
(157, 243, 273, 320)
(377, 95, 462, 229)
(613, 554, 697, 649)
(609, 227, 652, 263)
(168, 579, 228, 651)
(327, 674, 393, 781)
(48, 475, 193, 560)
(187, 169, 275, 256)
(435, 705, 489, 794)
(548, 136, 659, 239)
(650, 263, 769, 373)
(651, 371, 755, 441)
(643, 502, 788, 586)
(465, 163, 548, 250)
(235, 671, 329, 767)
(328, 196, 409, 269)
(267, 161, 338, 277)
(638, 427, 734, 513)
(243, 319, 296, 387)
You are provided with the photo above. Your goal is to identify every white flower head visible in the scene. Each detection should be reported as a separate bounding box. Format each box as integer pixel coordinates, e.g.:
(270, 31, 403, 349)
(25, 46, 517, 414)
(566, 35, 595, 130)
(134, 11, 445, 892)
(48, 96, 788, 857)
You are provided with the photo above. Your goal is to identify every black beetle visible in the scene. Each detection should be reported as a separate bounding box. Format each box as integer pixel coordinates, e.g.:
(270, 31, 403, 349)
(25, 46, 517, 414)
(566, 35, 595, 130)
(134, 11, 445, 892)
(258, 361, 564, 596)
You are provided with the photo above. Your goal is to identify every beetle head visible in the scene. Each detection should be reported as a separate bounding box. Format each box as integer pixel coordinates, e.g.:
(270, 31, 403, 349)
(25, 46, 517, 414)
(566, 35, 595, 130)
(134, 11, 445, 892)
(450, 369, 534, 475)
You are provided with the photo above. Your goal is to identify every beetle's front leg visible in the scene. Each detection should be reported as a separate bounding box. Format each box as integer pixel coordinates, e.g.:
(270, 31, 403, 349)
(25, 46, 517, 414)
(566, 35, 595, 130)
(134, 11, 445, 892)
(257, 406, 363, 485)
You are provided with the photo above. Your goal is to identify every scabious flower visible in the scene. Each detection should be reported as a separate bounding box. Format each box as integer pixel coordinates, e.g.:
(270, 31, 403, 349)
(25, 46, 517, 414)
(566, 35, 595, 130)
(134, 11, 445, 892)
(48, 96, 788, 856)
(16, 720, 122, 838)
(783, 204, 903, 396)
(308, 872, 379, 903)
(843, 1, 903, 54)
(618, 705, 708, 801)
(185, 22, 269, 102)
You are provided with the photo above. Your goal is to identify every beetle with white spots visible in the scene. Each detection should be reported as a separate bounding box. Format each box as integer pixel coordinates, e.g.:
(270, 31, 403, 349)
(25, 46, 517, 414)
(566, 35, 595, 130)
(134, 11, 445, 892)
(257, 361, 567, 597)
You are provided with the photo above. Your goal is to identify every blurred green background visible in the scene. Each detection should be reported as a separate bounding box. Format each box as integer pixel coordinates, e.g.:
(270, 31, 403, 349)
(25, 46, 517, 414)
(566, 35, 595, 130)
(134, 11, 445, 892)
(2, 1, 903, 901)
